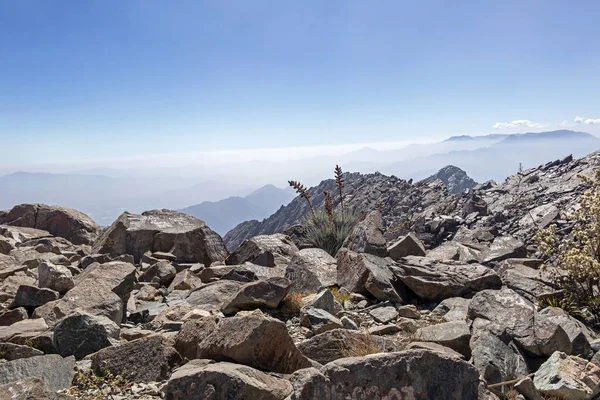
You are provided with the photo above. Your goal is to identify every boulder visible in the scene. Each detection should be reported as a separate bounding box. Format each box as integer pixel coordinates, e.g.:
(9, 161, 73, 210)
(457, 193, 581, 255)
(393, 256, 501, 301)
(414, 321, 471, 358)
(387, 232, 426, 260)
(534, 352, 600, 400)
(344, 210, 388, 257)
(175, 317, 220, 360)
(1, 203, 99, 245)
(482, 235, 526, 264)
(226, 234, 298, 267)
(0, 319, 49, 343)
(10, 285, 59, 310)
(304, 289, 340, 316)
(0, 378, 64, 400)
(0, 307, 28, 326)
(186, 280, 243, 311)
(92, 209, 228, 265)
(53, 313, 120, 360)
(289, 349, 481, 399)
(195, 313, 313, 373)
(164, 359, 293, 400)
(369, 306, 399, 324)
(300, 307, 343, 334)
(406, 342, 464, 359)
(92, 335, 182, 382)
(499, 262, 555, 301)
(297, 329, 401, 364)
(285, 248, 337, 293)
(432, 297, 471, 322)
(38, 262, 74, 294)
(539, 307, 595, 359)
(168, 269, 202, 292)
(0, 355, 75, 392)
(469, 319, 529, 387)
(138, 260, 177, 287)
(468, 288, 571, 356)
(221, 277, 291, 316)
(0, 343, 44, 361)
(337, 249, 405, 303)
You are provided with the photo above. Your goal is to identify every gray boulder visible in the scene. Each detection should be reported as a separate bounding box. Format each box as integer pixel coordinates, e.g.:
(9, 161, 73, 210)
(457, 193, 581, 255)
(534, 352, 600, 400)
(387, 232, 426, 260)
(290, 349, 481, 400)
(482, 235, 526, 264)
(227, 234, 298, 267)
(38, 262, 74, 294)
(92, 209, 228, 265)
(164, 359, 292, 400)
(413, 321, 472, 358)
(285, 248, 337, 293)
(186, 280, 243, 311)
(300, 307, 343, 334)
(0, 378, 65, 400)
(539, 307, 595, 359)
(91, 335, 182, 382)
(0, 355, 75, 392)
(10, 285, 59, 309)
(0, 343, 44, 361)
(1, 203, 99, 245)
(432, 297, 471, 322)
(393, 256, 501, 301)
(337, 249, 405, 303)
(344, 210, 388, 257)
(195, 313, 312, 374)
(168, 269, 202, 292)
(138, 260, 177, 287)
(221, 277, 291, 316)
(53, 313, 120, 360)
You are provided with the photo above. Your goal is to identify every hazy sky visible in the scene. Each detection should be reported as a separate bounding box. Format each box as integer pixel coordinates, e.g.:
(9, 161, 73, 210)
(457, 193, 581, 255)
(1, 0, 600, 169)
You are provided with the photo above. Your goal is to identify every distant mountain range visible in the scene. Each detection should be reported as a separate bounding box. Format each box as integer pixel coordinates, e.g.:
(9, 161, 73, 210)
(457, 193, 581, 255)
(179, 185, 295, 235)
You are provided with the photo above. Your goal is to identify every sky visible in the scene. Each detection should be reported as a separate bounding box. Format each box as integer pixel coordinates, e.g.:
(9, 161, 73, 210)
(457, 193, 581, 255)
(1, 0, 600, 170)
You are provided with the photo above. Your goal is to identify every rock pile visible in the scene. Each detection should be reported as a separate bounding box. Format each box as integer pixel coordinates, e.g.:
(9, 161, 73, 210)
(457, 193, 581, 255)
(1, 151, 600, 399)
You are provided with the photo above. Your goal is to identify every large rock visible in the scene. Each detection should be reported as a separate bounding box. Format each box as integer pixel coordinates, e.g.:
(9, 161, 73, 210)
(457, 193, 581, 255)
(393, 256, 501, 301)
(194, 313, 313, 374)
(297, 328, 401, 364)
(344, 210, 388, 257)
(0, 203, 99, 245)
(534, 352, 600, 400)
(226, 234, 298, 267)
(164, 359, 293, 400)
(34, 261, 136, 326)
(53, 313, 120, 360)
(413, 321, 471, 358)
(432, 297, 471, 322)
(290, 349, 481, 400)
(175, 317, 220, 360)
(10, 285, 59, 310)
(388, 232, 426, 260)
(337, 249, 405, 303)
(482, 235, 526, 264)
(138, 260, 177, 287)
(221, 277, 291, 316)
(468, 288, 571, 356)
(300, 307, 343, 334)
(0, 378, 64, 400)
(285, 248, 337, 293)
(0, 355, 75, 392)
(469, 319, 529, 387)
(185, 280, 243, 311)
(168, 269, 202, 292)
(92, 210, 228, 264)
(38, 262, 74, 294)
(91, 335, 182, 382)
(539, 307, 595, 359)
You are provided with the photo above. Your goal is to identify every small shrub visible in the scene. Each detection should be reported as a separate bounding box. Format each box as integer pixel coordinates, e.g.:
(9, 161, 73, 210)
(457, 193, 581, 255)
(535, 169, 600, 322)
(341, 331, 380, 357)
(281, 292, 309, 315)
(330, 287, 351, 305)
(303, 210, 358, 256)
(290, 165, 358, 256)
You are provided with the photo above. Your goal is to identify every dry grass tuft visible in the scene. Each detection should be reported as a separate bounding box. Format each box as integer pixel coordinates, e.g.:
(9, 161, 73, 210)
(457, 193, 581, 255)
(280, 292, 310, 315)
(341, 331, 381, 357)
(330, 287, 351, 306)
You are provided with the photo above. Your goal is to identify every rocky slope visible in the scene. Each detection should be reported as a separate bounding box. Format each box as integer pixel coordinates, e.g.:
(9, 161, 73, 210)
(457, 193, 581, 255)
(1, 151, 600, 399)
(420, 165, 478, 194)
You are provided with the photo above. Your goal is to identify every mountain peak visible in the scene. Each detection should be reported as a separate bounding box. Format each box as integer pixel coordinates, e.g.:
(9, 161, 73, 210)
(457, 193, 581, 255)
(421, 165, 477, 194)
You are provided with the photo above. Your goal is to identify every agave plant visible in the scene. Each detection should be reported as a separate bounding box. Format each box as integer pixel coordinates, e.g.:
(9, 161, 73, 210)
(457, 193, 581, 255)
(289, 166, 357, 256)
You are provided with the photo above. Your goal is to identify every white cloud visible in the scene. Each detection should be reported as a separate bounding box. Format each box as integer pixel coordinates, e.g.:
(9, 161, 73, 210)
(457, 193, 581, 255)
(492, 120, 547, 129)
(575, 116, 600, 124)
(559, 120, 570, 128)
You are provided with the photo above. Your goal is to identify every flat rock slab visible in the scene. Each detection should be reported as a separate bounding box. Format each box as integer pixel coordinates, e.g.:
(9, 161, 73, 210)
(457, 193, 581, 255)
(369, 306, 399, 324)
(0, 354, 75, 392)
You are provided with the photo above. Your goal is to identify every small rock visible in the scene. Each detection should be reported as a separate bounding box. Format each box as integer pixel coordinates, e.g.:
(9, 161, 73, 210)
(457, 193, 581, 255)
(369, 306, 399, 324)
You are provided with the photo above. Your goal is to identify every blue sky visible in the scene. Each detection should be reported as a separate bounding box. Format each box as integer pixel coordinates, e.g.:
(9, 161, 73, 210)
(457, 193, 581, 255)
(1, 0, 599, 167)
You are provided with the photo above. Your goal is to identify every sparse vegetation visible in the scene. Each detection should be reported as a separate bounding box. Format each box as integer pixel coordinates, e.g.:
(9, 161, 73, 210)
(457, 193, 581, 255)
(330, 287, 351, 305)
(341, 331, 380, 357)
(67, 367, 129, 399)
(290, 165, 358, 256)
(280, 291, 310, 315)
(535, 169, 600, 322)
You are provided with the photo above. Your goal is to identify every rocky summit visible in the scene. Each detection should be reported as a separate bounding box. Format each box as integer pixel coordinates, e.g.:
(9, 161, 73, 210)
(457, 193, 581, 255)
(1, 151, 600, 399)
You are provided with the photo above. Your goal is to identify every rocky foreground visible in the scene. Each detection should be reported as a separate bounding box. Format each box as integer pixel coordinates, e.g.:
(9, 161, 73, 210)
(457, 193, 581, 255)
(1, 152, 600, 399)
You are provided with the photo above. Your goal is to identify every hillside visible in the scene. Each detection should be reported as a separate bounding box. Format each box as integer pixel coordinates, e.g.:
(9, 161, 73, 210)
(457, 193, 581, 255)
(420, 165, 477, 194)
(179, 185, 294, 235)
